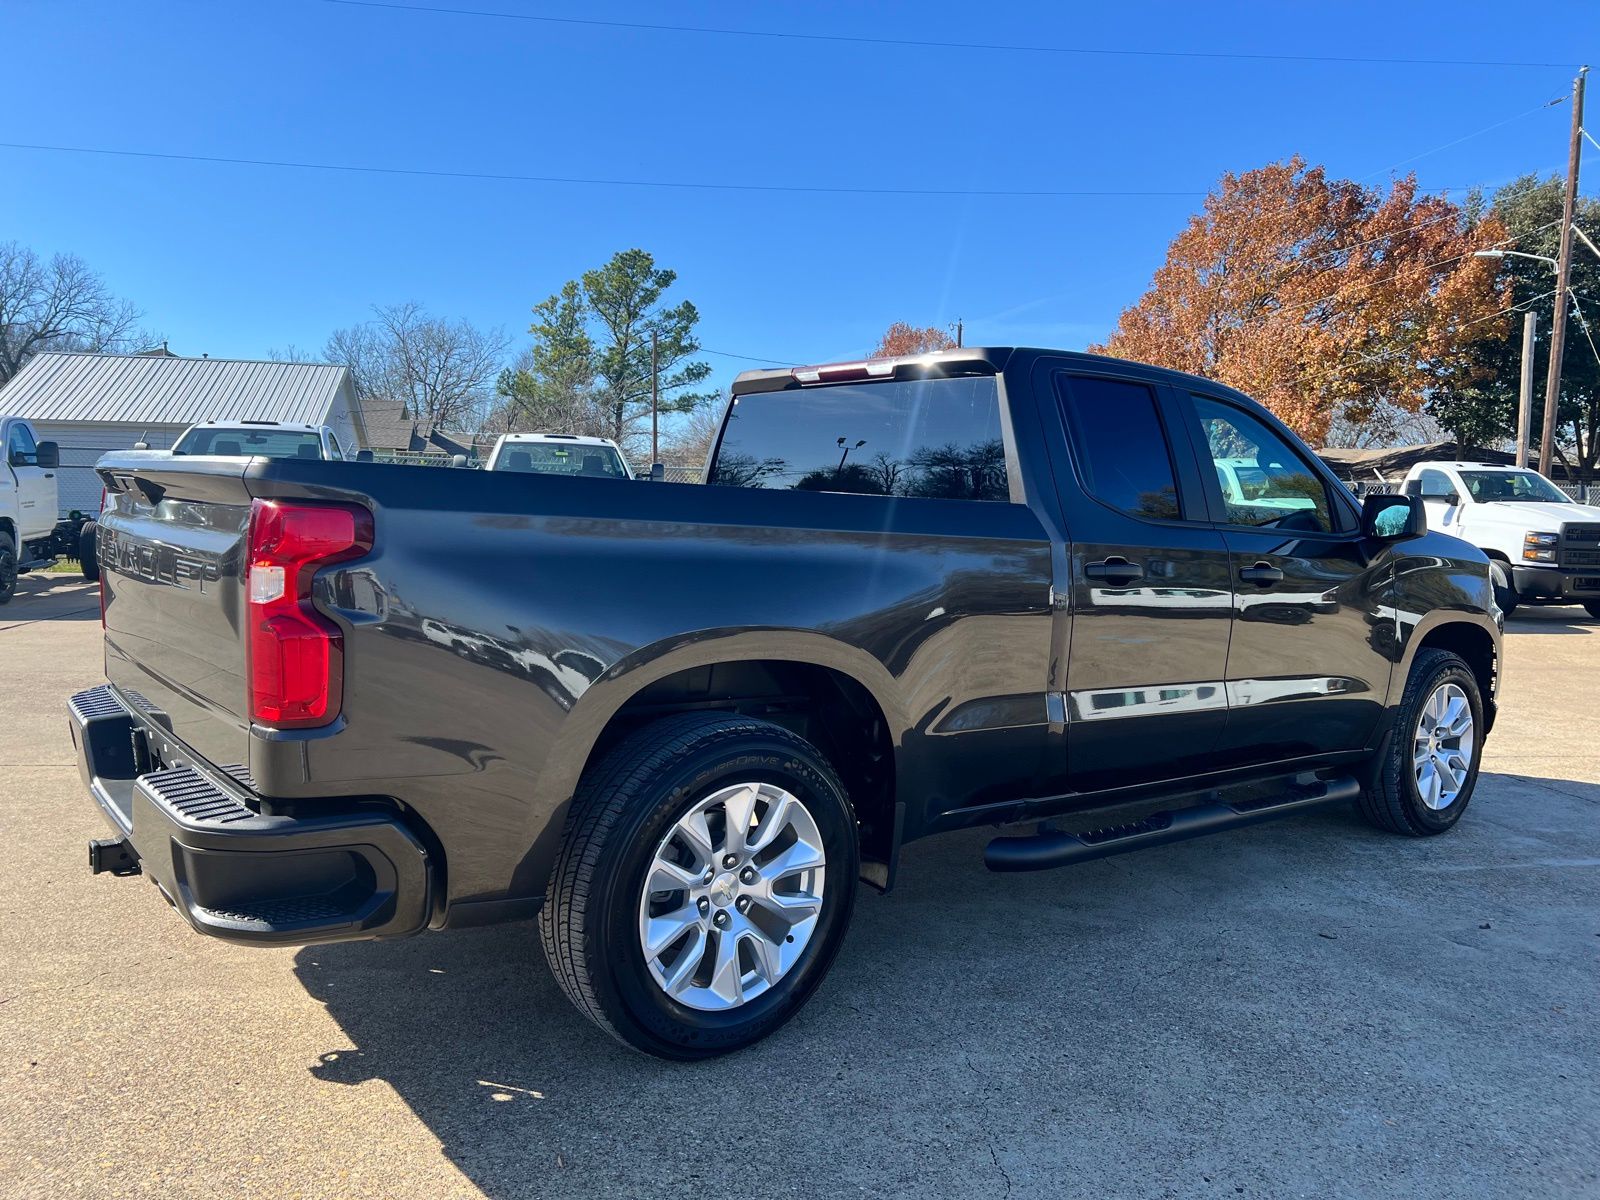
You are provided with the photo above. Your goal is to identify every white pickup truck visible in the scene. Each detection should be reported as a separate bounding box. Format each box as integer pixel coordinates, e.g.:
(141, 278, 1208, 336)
(1401, 460, 1600, 619)
(0, 415, 98, 603)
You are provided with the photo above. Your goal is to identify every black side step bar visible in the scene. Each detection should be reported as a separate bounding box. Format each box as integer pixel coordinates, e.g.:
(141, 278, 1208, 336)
(984, 775, 1361, 873)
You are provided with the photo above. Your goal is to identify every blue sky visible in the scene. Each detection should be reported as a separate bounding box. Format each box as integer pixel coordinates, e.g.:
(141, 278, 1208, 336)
(4, 0, 1596, 395)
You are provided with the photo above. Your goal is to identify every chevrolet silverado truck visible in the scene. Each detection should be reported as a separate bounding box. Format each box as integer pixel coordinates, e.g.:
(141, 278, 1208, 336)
(70, 348, 1501, 1059)
(1401, 459, 1600, 619)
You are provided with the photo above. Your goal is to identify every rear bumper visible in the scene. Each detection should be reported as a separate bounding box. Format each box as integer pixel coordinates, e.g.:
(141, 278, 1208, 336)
(67, 685, 433, 946)
(1511, 564, 1600, 600)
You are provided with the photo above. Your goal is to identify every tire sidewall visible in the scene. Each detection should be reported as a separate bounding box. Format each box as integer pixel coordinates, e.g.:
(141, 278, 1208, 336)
(1397, 659, 1484, 832)
(590, 732, 858, 1058)
(0, 533, 16, 604)
(79, 523, 100, 582)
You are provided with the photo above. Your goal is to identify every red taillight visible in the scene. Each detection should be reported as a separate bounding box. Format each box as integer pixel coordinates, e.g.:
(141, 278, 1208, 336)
(246, 499, 371, 728)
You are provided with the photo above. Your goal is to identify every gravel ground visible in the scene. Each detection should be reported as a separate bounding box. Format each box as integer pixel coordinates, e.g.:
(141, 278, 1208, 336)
(2, 576, 1596, 1199)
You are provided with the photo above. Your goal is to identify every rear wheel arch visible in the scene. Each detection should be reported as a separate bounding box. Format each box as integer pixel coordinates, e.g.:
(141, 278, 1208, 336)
(564, 653, 899, 884)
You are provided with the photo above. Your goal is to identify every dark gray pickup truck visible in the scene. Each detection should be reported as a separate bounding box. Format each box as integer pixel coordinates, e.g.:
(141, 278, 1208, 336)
(71, 347, 1501, 1058)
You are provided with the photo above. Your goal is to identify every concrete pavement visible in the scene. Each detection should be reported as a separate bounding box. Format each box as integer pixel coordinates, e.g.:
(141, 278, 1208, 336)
(2, 577, 1596, 1199)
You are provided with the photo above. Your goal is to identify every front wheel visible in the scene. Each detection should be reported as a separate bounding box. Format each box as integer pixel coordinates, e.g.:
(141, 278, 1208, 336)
(1489, 560, 1518, 619)
(1584, 600, 1600, 621)
(1358, 648, 1484, 836)
(540, 712, 859, 1059)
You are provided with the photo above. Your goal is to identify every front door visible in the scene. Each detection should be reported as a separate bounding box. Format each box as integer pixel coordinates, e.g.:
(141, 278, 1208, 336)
(6, 422, 55, 542)
(1038, 363, 1234, 795)
(1179, 392, 1396, 764)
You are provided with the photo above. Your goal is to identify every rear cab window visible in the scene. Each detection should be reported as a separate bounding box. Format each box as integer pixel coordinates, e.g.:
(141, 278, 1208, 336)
(708, 376, 1011, 501)
(174, 428, 325, 459)
(493, 443, 630, 479)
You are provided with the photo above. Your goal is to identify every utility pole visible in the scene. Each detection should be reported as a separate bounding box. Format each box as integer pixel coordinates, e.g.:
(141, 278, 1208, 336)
(1517, 310, 1537, 468)
(1538, 64, 1587, 477)
(955, 319, 963, 348)
(650, 329, 660, 467)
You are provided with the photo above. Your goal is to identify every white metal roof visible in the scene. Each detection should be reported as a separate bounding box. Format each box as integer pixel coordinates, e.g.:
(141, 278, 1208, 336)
(0, 352, 352, 426)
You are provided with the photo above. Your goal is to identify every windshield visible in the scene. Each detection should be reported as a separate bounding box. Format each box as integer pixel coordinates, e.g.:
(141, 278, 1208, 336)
(173, 427, 324, 459)
(492, 442, 629, 478)
(1458, 470, 1569, 503)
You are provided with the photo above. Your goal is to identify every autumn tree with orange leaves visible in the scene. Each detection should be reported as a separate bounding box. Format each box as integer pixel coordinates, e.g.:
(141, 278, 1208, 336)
(870, 321, 957, 358)
(1095, 158, 1508, 445)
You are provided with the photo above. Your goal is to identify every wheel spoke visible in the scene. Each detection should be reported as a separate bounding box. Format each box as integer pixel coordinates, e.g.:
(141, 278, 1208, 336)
(1441, 696, 1470, 737)
(757, 838, 825, 885)
(721, 785, 760, 858)
(707, 927, 743, 1005)
(643, 904, 701, 960)
(746, 793, 795, 856)
(647, 860, 699, 894)
(676, 808, 716, 868)
(659, 926, 707, 995)
(1417, 761, 1440, 808)
(740, 925, 781, 985)
(754, 888, 822, 925)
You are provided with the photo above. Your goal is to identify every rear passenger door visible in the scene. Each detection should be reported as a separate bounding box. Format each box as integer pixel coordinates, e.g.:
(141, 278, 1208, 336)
(1037, 362, 1234, 794)
(1178, 391, 1394, 763)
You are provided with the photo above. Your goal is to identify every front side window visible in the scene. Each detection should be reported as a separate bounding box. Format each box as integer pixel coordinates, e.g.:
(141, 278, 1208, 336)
(1417, 469, 1456, 498)
(327, 435, 345, 461)
(7, 423, 38, 466)
(1055, 375, 1180, 521)
(709, 376, 1009, 501)
(1458, 469, 1568, 503)
(1191, 395, 1333, 533)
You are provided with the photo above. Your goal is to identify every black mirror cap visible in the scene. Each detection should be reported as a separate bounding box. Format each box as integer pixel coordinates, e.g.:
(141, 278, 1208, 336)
(1361, 493, 1425, 541)
(34, 440, 60, 469)
(355, 449, 374, 463)
(1446, 492, 1462, 506)
(650, 462, 665, 482)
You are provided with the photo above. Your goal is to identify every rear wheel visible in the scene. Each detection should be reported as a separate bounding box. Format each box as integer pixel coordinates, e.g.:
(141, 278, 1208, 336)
(0, 533, 16, 605)
(79, 522, 99, 582)
(540, 712, 859, 1059)
(1488, 559, 1518, 618)
(1358, 648, 1483, 836)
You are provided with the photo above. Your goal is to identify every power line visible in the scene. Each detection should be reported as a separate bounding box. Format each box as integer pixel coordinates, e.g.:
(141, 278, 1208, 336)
(322, 0, 1576, 70)
(701, 348, 799, 366)
(0, 141, 1200, 198)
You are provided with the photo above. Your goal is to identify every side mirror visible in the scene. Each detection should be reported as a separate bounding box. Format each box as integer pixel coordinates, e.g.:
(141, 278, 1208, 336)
(355, 449, 374, 463)
(1362, 493, 1424, 541)
(650, 462, 665, 482)
(132, 441, 151, 451)
(1445, 491, 1461, 506)
(35, 441, 59, 469)
(450, 454, 468, 468)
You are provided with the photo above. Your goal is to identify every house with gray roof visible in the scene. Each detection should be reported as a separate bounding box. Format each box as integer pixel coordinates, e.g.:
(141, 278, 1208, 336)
(0, 351, 367, 511)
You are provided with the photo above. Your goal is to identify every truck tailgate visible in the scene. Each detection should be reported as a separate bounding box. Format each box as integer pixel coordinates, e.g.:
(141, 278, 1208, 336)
(96, 457, 254, 772)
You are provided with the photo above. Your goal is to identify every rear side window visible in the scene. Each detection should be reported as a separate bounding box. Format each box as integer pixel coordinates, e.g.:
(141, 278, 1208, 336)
(709, 377, 1009, 501)
(1055, 375, 1180, 521)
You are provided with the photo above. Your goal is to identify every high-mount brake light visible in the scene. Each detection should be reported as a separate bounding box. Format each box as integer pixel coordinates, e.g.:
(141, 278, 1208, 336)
(246, 499, 372, 728)
(790, 359, 898, 384)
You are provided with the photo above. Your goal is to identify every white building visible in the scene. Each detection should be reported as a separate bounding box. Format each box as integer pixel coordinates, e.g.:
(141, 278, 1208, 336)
(0, 352, 367, 513)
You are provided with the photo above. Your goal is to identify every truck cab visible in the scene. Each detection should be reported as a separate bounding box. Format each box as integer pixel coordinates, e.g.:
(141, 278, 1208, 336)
(0, 415, 98, 602)
(1402, 460, 1600, 619)
(485, 432, 633, 479)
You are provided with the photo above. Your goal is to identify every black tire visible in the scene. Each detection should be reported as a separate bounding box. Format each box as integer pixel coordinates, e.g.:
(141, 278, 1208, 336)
(1488, 559, 1518, 619)
(0, 532, 16, 605)
(1357, 648, 1483, 836)
(540, 712, 859, 1059)
(1584, 600, 1600, 621)
(79, 522, 99, 582)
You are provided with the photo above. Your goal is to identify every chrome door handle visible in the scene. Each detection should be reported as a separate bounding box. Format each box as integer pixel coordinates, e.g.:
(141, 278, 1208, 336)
(1238, 561, 1283, 586)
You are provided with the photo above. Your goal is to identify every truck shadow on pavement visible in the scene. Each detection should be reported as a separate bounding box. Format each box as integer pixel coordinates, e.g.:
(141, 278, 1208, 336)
(0, 575, 101, 627)
(291, 780, 1600, 1199)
